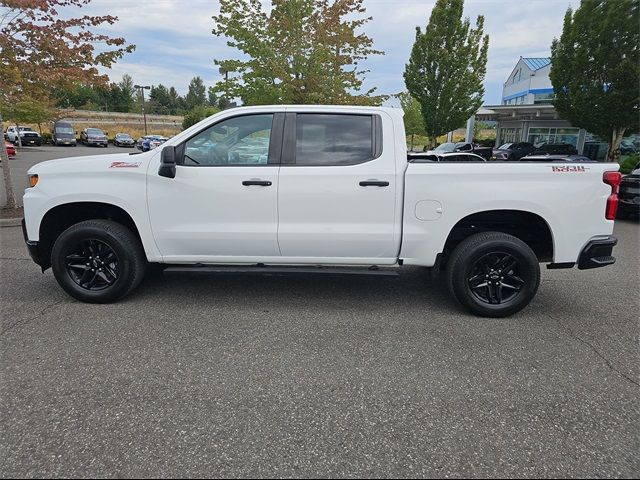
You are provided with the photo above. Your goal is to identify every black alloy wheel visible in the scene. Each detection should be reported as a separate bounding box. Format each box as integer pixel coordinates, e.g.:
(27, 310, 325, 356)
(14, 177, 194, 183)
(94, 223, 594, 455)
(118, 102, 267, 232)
(64, 238, 119, 291)
(51, 219, 147, 303)
(446, 232, 540, 317)
(467, 252, 525, 305)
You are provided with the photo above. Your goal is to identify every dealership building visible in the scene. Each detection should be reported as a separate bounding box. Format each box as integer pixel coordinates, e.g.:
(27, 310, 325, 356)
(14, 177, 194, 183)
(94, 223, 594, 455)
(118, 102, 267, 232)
(476, 57, 629, 160)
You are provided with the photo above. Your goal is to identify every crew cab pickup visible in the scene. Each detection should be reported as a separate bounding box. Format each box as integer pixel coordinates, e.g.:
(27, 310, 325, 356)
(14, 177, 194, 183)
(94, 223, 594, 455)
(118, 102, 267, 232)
(22, 106, 621, 317)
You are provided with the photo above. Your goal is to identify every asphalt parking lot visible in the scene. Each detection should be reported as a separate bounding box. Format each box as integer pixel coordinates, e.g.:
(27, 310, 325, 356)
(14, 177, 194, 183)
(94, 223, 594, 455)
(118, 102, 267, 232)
(1, 146, 639, 478)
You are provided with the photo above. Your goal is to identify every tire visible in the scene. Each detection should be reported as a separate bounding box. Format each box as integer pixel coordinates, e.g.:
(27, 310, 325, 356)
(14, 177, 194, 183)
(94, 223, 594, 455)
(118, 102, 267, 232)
(51, 220, 147, 303)
(446, 232, 540, 317)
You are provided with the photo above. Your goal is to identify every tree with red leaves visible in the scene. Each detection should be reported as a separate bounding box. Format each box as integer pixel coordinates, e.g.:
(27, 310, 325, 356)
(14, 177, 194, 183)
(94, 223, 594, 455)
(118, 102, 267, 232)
(0, 0, 135, 208)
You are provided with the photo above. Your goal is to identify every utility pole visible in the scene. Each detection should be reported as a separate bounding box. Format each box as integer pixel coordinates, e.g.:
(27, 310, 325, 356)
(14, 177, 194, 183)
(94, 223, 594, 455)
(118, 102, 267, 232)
(134, 84, 151, 135)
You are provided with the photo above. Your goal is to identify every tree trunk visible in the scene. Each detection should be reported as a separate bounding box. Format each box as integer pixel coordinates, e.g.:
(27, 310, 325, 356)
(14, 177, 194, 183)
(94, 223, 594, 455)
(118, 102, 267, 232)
(606, 127, 626, 163)
(1, 114, 17, 209)
(410, 133, 415, 151)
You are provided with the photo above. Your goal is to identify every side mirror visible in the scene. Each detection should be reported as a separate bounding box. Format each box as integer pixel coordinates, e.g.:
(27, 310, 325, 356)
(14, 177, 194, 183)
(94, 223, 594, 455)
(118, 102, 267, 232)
(158, 145, 177, 179)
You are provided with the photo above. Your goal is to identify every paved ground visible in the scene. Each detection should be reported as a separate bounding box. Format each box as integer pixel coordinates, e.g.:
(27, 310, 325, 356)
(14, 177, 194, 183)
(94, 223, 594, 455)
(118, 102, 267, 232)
(1, 146, 639, 478)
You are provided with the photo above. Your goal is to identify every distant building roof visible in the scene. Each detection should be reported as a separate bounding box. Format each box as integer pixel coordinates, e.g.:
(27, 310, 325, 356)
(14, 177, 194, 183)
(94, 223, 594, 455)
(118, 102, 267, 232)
(522, 57, 551, 71)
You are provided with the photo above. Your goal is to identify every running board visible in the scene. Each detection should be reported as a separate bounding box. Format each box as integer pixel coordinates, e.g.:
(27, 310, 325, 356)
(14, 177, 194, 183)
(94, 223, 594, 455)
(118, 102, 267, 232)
(163, 264, 399, 276)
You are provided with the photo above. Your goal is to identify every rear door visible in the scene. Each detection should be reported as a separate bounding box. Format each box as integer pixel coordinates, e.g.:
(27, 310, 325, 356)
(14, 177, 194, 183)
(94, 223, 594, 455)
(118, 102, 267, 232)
(277, 111, 399, 263)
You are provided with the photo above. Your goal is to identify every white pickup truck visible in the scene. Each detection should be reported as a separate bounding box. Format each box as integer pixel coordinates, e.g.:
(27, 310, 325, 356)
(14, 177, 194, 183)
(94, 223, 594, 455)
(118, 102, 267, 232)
(22, 105, 621, 317)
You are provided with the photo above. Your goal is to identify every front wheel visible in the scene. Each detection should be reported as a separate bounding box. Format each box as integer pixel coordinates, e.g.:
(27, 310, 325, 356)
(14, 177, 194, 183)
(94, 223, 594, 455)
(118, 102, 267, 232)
(51, 220, 147, 303)
(446, 232, 540, 317)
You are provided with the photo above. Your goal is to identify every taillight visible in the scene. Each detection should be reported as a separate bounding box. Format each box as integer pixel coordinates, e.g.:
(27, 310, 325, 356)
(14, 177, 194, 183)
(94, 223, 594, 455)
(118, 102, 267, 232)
(603, 171, 622, 220)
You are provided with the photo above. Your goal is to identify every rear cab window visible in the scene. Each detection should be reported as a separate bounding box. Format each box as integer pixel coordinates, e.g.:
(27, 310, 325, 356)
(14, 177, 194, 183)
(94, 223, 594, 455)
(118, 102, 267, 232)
(290, 114, 382, 166)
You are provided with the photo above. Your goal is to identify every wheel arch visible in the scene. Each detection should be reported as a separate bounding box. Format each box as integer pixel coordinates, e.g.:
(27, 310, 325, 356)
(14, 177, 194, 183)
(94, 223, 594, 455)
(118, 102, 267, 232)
(37, 202, 144, 270)
(441, 209, 555, 267)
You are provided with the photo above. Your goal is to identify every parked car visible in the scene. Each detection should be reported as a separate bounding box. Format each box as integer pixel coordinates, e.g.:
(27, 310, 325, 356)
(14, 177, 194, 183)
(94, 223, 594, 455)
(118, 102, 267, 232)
(530, 143, 578, 156)
(23, 105, 620, 318)
(52, 121, 77, 146)
(617, 162, 640, 219)
(5, 141, 16, 156)
(620, 139, 639, 155)
(114, 133, 135, 147)
(424, 142, 492, 160)
(519, 154, 596, 162)
(136, 135, 167, 152)
(80, 128, 108, 147)
(408, 152, 486, 162)
(5, 126, 42, 146)
(491, 142, 535, 161)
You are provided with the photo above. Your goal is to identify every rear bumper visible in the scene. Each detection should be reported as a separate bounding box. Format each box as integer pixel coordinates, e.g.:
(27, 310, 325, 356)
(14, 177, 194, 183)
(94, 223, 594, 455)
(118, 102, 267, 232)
(22, 219, 48, 271)
(577, 235, 617, 270)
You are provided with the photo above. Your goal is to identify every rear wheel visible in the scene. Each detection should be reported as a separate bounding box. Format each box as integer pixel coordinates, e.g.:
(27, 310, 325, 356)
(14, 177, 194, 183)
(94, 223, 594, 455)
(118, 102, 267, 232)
(51, 220, 146, 303)
(446, 232, 540, 317)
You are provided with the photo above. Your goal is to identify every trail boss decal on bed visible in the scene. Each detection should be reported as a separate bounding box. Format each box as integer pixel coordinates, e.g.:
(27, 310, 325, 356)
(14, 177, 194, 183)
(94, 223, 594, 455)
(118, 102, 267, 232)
(110, 161, 142, 168)
(551, 165, 590, 172)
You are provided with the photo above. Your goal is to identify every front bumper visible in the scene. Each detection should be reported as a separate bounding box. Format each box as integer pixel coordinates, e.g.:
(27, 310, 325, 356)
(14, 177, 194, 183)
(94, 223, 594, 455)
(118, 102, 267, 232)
(577, 235, 617, 270)
(19, 137, 42, 146)
(22, 219, 48, 271)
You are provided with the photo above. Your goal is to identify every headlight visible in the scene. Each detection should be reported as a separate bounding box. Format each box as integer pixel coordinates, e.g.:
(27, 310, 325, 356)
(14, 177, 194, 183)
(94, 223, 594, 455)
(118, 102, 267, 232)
(28, 174, 38, 188)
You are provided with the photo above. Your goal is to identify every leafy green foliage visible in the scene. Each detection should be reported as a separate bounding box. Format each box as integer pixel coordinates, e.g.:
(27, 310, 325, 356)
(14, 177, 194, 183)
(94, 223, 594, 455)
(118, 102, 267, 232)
(211, 0, 385, 105)
(185, 77, 207, 110)
(404, 0, 488, 145)
(619, 154, 640, 174)
(396, 92, 425, 150)
(550, 0, 640, 162)
(182, 105, 220, 129)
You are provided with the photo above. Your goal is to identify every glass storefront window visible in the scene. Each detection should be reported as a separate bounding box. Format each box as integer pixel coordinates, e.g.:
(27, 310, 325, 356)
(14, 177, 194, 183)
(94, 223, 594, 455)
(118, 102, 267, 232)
(527, 127, 579, 148)
(498, 127, 521, 144)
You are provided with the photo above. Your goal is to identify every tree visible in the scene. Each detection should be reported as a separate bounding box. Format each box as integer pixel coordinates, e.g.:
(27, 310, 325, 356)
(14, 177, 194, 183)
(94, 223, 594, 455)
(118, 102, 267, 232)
(0, 0, 134, 208)
(404, 0, 488, 147)
(117, 74, 136, 112)
(169, 87, 186, 114)
(185, 76, 207, 110)
(149, 84, 172, 114)
(183, 105, 220, 129)
(550, 0, 639, 162)
(211, 0, 385, 106)
(396, 92, 426, 150)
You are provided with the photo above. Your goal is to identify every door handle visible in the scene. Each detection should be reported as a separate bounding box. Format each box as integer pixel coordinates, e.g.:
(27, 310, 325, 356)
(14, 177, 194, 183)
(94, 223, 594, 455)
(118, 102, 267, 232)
(242, 180, 272, 186)
(359, 180, 389, 187)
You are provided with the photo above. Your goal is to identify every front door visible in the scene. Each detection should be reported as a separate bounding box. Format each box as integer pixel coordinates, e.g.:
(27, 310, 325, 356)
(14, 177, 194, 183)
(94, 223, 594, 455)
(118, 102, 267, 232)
(147, 113, 283, 262)
(277, 112, 399, 263)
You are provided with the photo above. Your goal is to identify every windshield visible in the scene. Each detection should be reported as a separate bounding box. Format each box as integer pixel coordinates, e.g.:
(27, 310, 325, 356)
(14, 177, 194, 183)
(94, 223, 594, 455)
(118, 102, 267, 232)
(87, 128, 104, 135)
(498, 143, 513, 150)
(116, 134, 131, 139)
(18, 127, 35, 132)
(55, 127, 74, 134)
(433, 143, 455, 152)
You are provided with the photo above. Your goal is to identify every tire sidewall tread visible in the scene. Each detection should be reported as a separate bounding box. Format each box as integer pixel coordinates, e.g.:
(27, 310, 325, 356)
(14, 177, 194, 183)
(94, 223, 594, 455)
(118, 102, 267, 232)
(446, 232, 540, 318)
(51, 219, 146, 303)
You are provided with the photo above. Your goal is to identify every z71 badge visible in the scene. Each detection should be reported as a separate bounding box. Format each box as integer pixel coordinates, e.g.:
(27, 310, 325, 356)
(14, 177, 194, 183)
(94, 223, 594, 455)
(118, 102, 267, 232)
(551, 165, 589, 172)
(110, 161, 142, 168)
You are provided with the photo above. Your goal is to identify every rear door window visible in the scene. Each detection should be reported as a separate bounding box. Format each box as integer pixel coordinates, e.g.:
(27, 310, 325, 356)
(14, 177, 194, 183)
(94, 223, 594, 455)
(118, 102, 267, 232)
(294, 114, 375, 166)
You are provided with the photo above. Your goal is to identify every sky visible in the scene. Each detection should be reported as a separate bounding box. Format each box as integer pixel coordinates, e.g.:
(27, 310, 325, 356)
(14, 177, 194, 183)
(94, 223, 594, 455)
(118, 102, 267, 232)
(81, 0, 575, 106)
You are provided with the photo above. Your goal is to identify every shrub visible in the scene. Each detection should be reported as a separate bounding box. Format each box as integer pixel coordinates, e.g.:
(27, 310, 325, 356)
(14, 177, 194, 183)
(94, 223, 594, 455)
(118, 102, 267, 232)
(41, 132, 52, 144)
(619, 154, 639, 174)
(183, 106, 220, 129)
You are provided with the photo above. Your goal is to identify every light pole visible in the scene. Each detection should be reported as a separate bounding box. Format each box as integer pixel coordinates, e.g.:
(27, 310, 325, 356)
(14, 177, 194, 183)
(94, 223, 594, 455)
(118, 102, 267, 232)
(134, 84, 150, 135)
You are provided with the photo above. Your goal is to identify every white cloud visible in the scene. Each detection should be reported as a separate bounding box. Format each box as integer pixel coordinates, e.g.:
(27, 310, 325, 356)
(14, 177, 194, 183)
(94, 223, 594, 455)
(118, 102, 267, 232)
(79, 0, 572, 102)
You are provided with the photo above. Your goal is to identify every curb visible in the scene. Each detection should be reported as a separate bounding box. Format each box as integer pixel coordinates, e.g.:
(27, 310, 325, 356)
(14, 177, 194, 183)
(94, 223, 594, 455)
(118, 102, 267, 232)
(0, 218, 22, 227)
